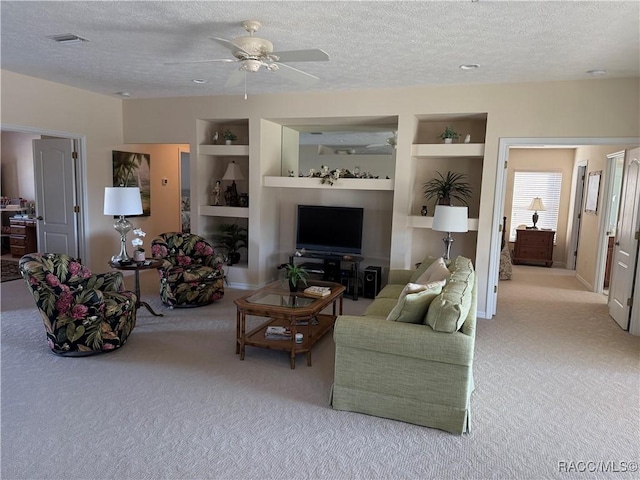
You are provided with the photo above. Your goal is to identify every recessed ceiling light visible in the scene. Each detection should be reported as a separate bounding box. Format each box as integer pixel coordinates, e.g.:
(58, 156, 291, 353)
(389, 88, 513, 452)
(460, 64, 480, 70)
(192, 79, 207, 84)
(47, 33, 89, 45)
(587, 69, 607, 76)
(115, 92, 131, 97)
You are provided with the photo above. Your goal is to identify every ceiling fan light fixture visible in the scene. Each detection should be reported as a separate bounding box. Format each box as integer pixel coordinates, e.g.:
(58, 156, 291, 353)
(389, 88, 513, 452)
(241, 59, 263, 72)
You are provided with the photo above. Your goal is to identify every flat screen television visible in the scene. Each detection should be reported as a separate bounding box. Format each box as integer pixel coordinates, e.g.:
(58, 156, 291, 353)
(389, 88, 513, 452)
(296, 205, 364, 255)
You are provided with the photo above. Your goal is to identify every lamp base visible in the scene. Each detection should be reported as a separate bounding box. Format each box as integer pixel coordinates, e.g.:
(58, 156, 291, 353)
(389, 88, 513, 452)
(531, 211, 539, 229)
(442, 233, 455, 261)
(112, 216, 133, 263)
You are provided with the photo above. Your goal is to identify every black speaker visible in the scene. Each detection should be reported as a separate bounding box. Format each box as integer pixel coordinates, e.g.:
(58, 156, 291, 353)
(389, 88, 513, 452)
(363, 266, 382, 299)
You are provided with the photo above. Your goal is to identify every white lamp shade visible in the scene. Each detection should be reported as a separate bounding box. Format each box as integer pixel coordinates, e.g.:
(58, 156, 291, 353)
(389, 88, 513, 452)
(528, 197, 546, 211)
(222, 161, 245, 181)
(432, 205, 469, 233)
(104, 187, 143, 216)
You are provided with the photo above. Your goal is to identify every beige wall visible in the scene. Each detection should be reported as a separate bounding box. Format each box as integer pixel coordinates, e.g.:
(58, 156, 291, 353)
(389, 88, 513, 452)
(121, 77, 639, 316)
(573, 145, 628, 289)
(111, 144, 188, 257)
(2, 68, 639, 315)
(1, 70, 124, 270)
(504, 148, 576, 266)
(1, 131, 38, 200)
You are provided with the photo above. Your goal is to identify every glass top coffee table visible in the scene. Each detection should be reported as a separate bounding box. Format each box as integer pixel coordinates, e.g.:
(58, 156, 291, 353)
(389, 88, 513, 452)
(234, 280, 345, 369)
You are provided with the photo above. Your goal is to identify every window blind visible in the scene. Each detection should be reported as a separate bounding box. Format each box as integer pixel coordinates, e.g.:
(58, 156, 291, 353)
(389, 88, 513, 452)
(510, 171, 562, 241)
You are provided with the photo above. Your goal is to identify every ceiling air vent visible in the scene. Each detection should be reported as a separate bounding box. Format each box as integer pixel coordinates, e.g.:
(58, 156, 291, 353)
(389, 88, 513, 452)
(47, 34, 89, 45)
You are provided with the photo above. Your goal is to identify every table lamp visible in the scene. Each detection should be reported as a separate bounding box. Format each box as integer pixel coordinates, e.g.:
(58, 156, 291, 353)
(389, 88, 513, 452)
(527, 197, 546, 229)
(222, 161, 245, 207)
(432, 205, 469, 260)
(104, 187, 143, 263)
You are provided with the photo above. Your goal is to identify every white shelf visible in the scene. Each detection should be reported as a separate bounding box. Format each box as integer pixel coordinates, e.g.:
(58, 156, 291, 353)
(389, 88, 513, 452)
(199, 205, 249, 218)
(198, 144, 250, 156)
(0, 206, 27, 212)
(411, 143, 485, 158)
(263, 176, 394, 191)
(407, 215, 479, 231)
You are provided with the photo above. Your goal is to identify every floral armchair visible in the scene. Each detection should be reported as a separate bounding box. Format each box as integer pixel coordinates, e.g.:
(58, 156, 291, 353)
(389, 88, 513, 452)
(150, 232, 225, 307)
(19, 253, 137, 356)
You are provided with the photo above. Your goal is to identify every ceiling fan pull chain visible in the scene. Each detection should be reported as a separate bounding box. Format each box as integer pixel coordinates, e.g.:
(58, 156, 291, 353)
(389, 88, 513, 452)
(244, 72, 248, 100)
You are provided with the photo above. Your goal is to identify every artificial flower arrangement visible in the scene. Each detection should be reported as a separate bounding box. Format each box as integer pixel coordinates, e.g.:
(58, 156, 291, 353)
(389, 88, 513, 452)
(131, 228, 146, 261)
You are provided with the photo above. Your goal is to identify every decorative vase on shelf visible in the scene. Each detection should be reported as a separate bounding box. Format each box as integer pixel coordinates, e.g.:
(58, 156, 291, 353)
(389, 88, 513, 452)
(421, 205, 428, 216)
(464, 134, 471, 144)
(444, 138, 453, 144)
(225, 140, 232, 145)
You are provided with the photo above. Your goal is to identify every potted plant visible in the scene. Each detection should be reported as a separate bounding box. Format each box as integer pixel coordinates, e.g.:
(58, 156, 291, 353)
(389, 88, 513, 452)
(438, 126, 459, 144)
(423, 171, 473, 206)
(282, 263, 308, 292)
(223, 129, 237, 145)
(214, 223, 247, 265)
(131, 228, 146, 262)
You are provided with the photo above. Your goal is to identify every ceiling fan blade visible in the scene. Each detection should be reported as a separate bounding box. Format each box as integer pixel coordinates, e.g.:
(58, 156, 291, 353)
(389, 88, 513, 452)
(211, 37, 249, 55)
(366, 143, 387, 148)
(164, 58, 236, 65)
(272, 63, 319, 85)
(270, 49, 329, 63)
(225, 69, 246, 88)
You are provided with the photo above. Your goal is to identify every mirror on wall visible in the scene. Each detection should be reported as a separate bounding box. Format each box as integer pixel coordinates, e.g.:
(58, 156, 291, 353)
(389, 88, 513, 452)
(281, 125, 397, 179)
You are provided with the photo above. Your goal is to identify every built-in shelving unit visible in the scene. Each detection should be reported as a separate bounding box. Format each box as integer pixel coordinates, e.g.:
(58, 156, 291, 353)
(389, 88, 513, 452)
(196, 119, 251, 285)
(407, 113, 488, 264)
(263, 176, 394, 191)
(407, 215, 480, 231)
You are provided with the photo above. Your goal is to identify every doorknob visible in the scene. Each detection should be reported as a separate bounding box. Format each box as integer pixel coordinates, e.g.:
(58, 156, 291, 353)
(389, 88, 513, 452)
(615, 241, 620, 246)
(36, 216, 43, 221)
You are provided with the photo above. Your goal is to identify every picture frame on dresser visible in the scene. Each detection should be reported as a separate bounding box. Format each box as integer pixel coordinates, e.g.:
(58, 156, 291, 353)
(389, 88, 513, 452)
(585, 170, 601, 215)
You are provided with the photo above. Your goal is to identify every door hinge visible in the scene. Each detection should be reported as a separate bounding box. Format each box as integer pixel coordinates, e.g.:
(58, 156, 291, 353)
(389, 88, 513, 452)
(635, 231, 639, 240)
(73, 205, 80, 213)
(627, 298, 633, 307)
(72, 151, 78, 160)
(574, 250, 577, 257)
(494, 285, 498, 293)
(504, 161, 508, 169)
(499, 224, 503, 232)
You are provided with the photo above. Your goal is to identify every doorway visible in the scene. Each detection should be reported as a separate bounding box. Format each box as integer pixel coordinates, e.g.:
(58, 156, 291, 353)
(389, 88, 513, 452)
(488, 136, 640, 320)
(1, 125, 86, 261)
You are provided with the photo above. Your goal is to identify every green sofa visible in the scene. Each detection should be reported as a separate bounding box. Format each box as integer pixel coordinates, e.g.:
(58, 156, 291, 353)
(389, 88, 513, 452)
(330, 256, 477, 434)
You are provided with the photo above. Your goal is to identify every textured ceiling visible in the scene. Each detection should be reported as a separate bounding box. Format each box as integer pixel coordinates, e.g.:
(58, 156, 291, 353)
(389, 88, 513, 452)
(1, 1, 639, 99)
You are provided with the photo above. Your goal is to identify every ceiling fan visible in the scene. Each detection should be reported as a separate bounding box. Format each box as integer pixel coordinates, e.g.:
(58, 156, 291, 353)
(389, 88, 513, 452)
(165, 20, 329, 88)
(367, 131, 398, 150)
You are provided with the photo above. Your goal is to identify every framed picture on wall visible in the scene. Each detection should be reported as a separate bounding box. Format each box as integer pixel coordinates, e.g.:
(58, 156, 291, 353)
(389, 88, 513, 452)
(585, 170, 601, 215)
(112, 150, 151, 216)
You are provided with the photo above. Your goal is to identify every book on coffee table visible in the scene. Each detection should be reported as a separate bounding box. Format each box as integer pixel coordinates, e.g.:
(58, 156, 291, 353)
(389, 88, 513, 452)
(304, 286, 331, 297)
(265, 326, 292, 340)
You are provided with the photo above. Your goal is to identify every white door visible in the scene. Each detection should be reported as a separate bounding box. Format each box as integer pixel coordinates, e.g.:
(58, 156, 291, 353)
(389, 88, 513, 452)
(608, 147, 640, 330)
(33, 139, 79, 257)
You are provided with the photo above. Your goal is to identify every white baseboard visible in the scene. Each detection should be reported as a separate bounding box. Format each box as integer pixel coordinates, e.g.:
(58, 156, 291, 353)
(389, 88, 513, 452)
(575, 273, 593, 291)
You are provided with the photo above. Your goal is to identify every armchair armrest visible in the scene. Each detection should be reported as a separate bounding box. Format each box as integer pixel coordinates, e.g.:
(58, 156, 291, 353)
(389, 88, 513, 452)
(334, 315, 474, 366)
(82, 272, 125, 292)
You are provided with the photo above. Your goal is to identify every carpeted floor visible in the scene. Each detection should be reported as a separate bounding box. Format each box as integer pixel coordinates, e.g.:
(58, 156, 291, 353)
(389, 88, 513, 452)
(0, 259, 21, 283)
(1, 266, 638, 479)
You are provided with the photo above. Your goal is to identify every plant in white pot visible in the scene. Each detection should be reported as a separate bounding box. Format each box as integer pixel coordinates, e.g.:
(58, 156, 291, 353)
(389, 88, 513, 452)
(223, 129, 237, 145)
(438, 126, 460, 144)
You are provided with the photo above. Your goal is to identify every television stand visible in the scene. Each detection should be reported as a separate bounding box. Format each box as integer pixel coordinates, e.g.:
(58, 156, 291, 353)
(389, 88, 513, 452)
(289, 251, 363, 300)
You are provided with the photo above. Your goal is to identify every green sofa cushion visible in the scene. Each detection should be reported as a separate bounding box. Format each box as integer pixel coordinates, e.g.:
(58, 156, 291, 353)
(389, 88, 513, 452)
(386, 281, 444, 324)
(364, 298, 398, 317)
(376, 283, 405, 300)
(426, 256, 474, 333)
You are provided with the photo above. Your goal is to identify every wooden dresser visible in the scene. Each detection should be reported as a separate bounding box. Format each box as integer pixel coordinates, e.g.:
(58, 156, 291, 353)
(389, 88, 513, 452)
(513, 229, 555, 267)
(10, 217, 37, 258)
